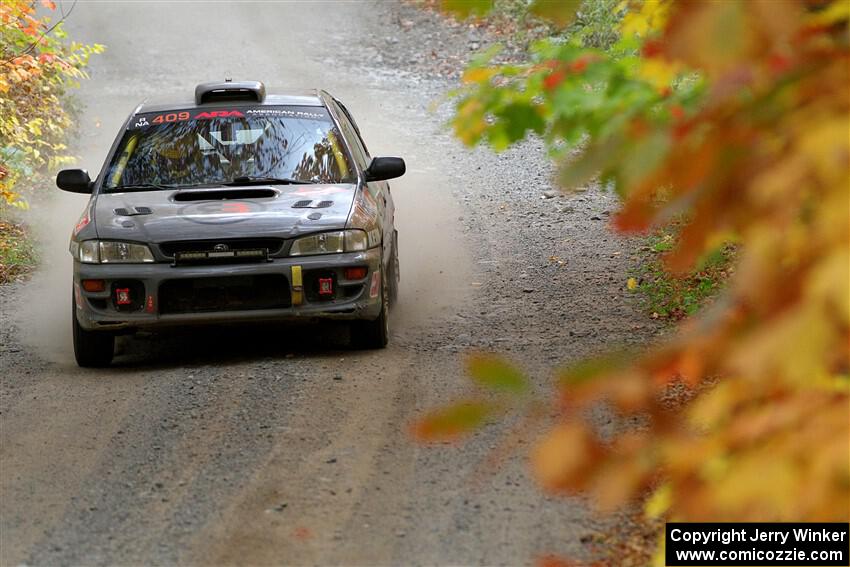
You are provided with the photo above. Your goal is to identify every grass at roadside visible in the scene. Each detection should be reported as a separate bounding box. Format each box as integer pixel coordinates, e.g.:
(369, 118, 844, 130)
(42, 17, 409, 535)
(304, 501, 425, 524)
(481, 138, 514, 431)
(629, 225, 737, 321)
(0, 218, 37, 284)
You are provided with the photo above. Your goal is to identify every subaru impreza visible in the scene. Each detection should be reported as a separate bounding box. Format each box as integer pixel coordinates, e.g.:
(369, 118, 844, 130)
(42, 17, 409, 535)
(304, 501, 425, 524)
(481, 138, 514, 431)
(58, 80, 404, 366)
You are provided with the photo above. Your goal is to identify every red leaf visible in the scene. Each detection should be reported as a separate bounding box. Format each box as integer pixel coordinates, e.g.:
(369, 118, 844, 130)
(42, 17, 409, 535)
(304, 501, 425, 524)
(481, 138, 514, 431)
(569, 54, 598, 73)
(642, 39, 664, 58)
(544, 68, 566, 91)
(670, 104, 685, 121)
(768, 53, 792, 75)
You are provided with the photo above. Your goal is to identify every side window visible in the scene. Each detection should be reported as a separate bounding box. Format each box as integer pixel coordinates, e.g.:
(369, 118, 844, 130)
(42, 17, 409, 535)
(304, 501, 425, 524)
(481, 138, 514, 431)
(329, 100, 384, 202)
(334, 99, 371, 161)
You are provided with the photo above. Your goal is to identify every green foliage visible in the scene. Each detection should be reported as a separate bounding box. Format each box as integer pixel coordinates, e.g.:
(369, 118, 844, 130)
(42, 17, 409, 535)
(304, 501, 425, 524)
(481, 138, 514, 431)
(452, 21, 704, 197)
(629, 226, 736, 320)
(557, 351, 631, 386)
(565, 0, 625, 49)
(467, 353, 529, 392)
(0, 218, 37, 283)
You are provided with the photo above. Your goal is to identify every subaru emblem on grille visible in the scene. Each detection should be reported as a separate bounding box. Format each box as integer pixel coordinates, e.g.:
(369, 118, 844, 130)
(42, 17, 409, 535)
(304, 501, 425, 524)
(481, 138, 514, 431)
(213, 243, 230, 252)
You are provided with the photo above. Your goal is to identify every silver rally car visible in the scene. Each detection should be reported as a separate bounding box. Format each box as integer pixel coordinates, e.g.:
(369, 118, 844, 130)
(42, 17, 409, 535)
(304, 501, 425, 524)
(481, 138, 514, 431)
(58, 81, 405, 367)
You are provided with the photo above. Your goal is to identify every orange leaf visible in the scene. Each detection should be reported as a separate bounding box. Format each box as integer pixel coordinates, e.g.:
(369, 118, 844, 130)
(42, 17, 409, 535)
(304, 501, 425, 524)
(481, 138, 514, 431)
(532, 423, 601, 492)
(411, 400, 497, 442)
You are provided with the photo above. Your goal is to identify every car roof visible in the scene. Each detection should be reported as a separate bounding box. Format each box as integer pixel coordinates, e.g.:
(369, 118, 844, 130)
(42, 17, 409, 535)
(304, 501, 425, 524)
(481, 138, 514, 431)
(136, 87, 326, 114)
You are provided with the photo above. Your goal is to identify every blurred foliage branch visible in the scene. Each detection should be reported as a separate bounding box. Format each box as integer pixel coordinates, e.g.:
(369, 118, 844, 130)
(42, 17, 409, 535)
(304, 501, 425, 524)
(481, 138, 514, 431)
(0, 0, 103, 209)
(418, 0, 849, 559)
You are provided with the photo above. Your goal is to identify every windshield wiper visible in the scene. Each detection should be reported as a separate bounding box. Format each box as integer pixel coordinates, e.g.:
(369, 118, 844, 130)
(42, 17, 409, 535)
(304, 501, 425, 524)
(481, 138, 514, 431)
(225, 176, 314, 186)
(110, 183, 181, 192)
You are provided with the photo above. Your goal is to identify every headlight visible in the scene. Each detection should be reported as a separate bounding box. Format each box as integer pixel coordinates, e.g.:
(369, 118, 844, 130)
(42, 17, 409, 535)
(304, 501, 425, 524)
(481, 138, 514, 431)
(78, 241, 99, 263)
(76, 240, 155, 263)
(289, 230, 369, 257)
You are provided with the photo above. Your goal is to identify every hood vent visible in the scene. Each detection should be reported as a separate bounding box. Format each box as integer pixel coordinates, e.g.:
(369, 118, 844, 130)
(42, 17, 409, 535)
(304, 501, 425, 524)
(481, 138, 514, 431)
(173, 188, 276, 202)
(114, 206, 152, 216)
(292, 199, 334, 209)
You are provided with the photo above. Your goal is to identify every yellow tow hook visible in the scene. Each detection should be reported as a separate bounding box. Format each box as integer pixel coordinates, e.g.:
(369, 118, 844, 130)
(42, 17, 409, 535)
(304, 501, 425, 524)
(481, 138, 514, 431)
(291, 265, 303, 306)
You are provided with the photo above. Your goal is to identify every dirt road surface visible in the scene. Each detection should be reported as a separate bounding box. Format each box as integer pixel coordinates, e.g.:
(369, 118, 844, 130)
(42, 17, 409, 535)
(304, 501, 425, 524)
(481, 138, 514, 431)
(0, 3, 656, 565)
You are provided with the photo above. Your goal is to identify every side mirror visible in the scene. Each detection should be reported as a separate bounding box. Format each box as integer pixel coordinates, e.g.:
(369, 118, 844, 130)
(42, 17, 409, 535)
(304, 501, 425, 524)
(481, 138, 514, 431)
(56, 169, 93, 194)
(364, 157, 405, 182)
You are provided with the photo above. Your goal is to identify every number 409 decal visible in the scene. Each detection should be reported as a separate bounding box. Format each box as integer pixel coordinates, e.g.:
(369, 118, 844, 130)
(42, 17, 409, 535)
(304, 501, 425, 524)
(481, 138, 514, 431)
(151, 111, 190, 124)
(135, 109, 247, 128)
(148, 110, 245, 124)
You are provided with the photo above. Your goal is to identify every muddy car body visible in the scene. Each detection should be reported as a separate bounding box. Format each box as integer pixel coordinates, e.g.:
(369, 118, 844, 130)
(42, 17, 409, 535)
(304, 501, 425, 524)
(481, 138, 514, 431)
(58, 81, 405, 367)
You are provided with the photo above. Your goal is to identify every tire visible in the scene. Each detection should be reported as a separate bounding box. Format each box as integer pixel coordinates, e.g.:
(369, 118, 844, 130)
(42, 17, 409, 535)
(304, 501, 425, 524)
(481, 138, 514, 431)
(351, 268, 389, 349)
(72, 296, 114, 367)
(388, 230, 399, 308)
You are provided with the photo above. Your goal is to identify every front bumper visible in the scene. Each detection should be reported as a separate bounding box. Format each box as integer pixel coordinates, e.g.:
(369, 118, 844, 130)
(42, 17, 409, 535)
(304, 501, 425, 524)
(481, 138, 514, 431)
(73, 248, 382, 331)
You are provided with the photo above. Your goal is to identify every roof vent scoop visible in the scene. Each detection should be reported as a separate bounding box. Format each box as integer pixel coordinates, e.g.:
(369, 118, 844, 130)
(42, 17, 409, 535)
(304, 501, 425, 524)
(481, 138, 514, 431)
(195, 80, 266, 105)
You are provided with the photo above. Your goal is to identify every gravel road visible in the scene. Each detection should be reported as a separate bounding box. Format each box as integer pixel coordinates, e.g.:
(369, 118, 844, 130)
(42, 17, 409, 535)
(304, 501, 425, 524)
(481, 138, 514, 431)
(0, 3, 657, 565)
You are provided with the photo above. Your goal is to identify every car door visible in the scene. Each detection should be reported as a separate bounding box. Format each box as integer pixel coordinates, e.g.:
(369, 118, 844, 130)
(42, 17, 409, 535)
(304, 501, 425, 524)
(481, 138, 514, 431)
(331, 99, 395, 266)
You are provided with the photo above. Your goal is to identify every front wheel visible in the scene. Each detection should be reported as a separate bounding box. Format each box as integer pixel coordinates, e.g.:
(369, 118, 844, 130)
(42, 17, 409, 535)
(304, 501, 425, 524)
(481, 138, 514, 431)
(350, 269, 389, 349)
(72, 297, 114, 367)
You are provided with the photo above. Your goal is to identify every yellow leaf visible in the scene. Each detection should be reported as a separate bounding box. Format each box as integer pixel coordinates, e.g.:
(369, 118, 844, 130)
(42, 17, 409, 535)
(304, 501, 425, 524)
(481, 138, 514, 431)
(462, 67, 497, 84)
(440, 0, 491, 18)
(620, 0, 670, 38)
(637, 58, 679, 90)
(621, 11, 649, 37)
(645, 483, 672, 519)
(807, 0, 849, 26)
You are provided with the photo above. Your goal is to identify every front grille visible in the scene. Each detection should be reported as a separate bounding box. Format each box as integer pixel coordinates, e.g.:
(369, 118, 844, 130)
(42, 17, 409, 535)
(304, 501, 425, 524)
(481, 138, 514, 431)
(159, 274, 290, 314)
(159, 238, 284, 257)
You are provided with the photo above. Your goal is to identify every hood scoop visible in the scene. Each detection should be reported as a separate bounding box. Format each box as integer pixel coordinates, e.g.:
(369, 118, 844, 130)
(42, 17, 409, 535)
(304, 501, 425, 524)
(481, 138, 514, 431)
(174, 188, 277, 202)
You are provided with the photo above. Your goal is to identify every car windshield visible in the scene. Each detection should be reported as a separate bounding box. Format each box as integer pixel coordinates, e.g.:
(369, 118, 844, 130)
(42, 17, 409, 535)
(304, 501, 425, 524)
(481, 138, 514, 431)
(103, 106, 355, 191)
